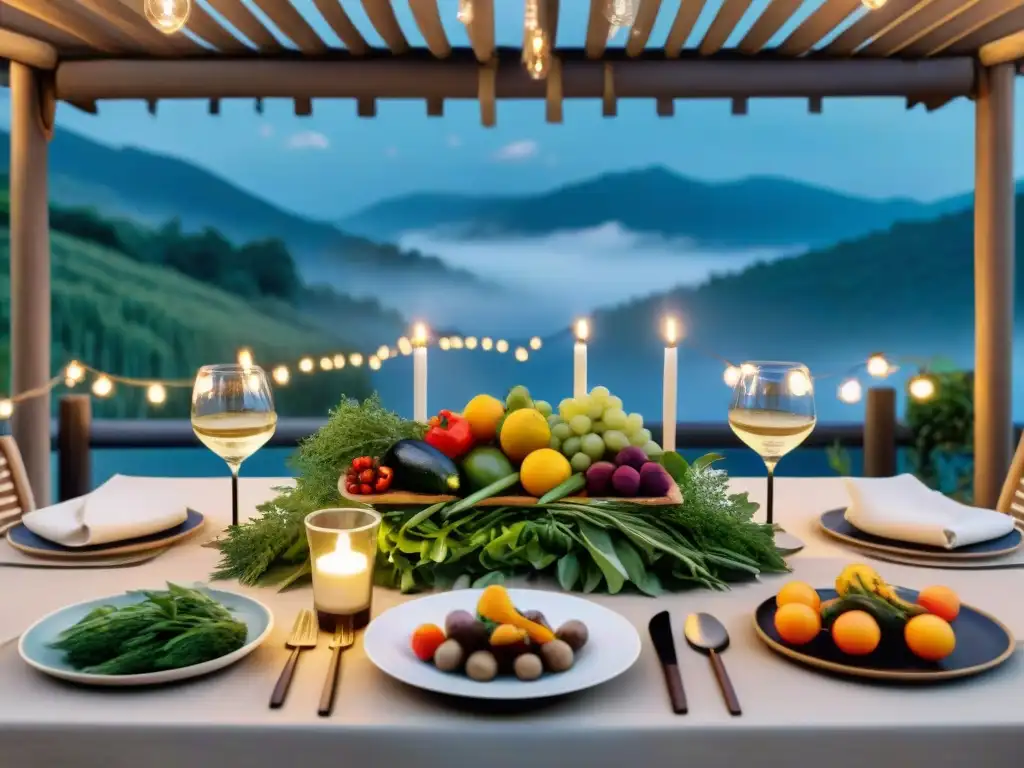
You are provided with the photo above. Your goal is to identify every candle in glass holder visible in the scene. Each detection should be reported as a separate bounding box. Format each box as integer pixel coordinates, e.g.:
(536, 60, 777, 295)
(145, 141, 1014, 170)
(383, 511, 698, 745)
(662, 316, 679, 453)
(412, 322, 428, 423)
(573, 318, 589, 398)
(306, 508, 381, 630)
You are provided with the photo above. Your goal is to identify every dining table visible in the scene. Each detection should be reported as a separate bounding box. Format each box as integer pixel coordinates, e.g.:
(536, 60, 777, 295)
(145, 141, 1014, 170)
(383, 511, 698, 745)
(0, 475, 1022, 768)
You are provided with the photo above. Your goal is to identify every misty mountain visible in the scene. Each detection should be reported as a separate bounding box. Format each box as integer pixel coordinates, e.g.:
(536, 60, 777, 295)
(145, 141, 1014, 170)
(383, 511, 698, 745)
(340, 166, 962, 248)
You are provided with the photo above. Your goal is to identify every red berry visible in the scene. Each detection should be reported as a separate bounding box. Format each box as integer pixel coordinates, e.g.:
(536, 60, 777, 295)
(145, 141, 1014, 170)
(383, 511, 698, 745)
(359, 469, 375, 483)
(360, 483, 373, 494)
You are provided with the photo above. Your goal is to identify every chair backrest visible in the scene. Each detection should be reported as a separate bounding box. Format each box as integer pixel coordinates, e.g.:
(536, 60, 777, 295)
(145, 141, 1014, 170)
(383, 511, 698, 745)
(0, 436, 35, 533)
(997, 432, 1024, 522)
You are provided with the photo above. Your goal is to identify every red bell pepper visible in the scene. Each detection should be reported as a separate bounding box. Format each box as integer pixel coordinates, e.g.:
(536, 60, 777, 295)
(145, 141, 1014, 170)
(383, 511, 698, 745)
(424, 410, 474, 459)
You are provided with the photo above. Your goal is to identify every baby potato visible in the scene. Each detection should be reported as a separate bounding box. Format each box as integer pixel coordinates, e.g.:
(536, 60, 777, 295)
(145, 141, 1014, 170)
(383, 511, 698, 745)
(514, 653, 544, 681)
(433, 639, 464, 673)
(445, 610, 489, 652)
(555, 620, 589, 652)
(540, 639, 574, 673)
(465, 650, 498, 682)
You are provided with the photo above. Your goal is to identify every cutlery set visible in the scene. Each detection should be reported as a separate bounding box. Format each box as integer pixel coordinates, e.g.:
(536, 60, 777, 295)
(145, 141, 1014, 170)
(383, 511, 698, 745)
(649, 610, 741, 716)
(270, 609, 355, 717)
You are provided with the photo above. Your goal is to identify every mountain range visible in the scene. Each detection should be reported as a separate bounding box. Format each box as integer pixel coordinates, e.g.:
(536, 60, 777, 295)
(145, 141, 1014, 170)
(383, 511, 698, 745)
(340, 166, 969, 248)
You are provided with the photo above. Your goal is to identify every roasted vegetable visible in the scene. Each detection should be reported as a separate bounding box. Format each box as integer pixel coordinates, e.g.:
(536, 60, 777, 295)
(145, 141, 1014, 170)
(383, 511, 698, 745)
(477, 585, 555, 644)
(383, 439, 461, 494)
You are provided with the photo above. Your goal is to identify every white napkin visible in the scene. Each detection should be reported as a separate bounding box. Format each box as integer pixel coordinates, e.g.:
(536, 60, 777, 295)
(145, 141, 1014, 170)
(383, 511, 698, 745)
(843, 474, 1015, 549)
(21, 475, 188, 547)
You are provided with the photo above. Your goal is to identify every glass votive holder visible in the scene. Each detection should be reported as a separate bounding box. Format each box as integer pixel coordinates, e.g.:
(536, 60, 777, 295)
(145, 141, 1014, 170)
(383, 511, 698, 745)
(305, 507, 381, 631)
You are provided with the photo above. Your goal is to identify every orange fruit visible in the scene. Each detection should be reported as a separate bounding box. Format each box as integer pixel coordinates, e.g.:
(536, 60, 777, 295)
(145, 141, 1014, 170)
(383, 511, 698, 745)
(916, 585, 961, 622)
(905, 614, 956, 661)
(463, 394, 506, 441)
(776, 581, 821, 612)
(773, 603, 821, 646)
(831, 610, 881, 656)
(499, 409, 551, 462)
(520, 448, 572, 496)
(410, 623, 446, 662)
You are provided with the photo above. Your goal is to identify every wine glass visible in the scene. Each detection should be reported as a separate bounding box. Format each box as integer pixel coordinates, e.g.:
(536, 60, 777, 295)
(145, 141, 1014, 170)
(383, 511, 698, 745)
(192, 364, 277, 528)
(728, 362, 816, 543)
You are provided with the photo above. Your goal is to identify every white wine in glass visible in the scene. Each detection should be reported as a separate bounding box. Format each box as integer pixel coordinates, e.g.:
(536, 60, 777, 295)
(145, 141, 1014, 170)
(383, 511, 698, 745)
(728, 362, 816, 528)
(192, 364, 277, 527)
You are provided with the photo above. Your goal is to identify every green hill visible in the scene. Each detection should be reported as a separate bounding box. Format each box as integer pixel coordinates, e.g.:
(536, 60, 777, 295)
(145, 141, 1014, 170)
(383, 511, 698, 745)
(0, 227, 373, 418)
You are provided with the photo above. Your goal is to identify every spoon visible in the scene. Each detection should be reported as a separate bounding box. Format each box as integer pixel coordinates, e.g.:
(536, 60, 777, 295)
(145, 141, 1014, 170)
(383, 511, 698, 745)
(683, 613, 741, 716)
(773, 529, 805, 555)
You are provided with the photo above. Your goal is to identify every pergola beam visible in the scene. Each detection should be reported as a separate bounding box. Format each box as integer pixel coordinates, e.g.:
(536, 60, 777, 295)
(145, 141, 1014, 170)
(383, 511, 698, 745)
(625, 0, 664, 56)
(408, 0, 451, 58)
(0, 28, 58, 70)
(739, 0, 804, 54)
(465, 0, 495, 62)
(665, 0, 708, 57)
(585, 0, 611, 59)
(858, 0, 979, 57)
(54, 55, 976, 101)
(777, 0, 862, 56)
(901, 0, 1024, 57)
(980, 30, 1024, 65)
(360, 0, 410, 54)
(311, 0, 369, 54)
(973, 62, 1016, 509)
(823, 0, 933, 56)
(700, 0, 755, 55)
(2, 0, 134, 53)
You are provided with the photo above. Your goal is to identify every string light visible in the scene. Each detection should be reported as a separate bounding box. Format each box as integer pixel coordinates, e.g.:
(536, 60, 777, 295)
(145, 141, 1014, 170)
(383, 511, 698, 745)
(350, 354, 364, 367)
(451, 336, 464, 350)
(377, 345, 390, 360)
(515, 347, 529, 362)
(529, 336, 542, 350)
(496, 339, 509, 353)
(299, 357, 314, 373)
(522, 0, 552, 80)
(92, 376, 114, 397)
(389, 347, 398, 358)
(787, 369, 813, 397)
(866, 353, 891, 378)
(861, 0, 886, 9)
(333, 354, 346, 369)
(65, 361, 85, 384)
(0, 400, 13, 419)
(398, 337, 412, 356)
(146, 383, 167, 405)
(237, 347, 254, 369)
(457, 0, 474, 24)
(465, 337, 478, 350)
(272, 365, 290, 385)
(439, 338, 452, 351)
(909, 374, 936, 402)
(369, 356, 382, 371)
(838, 378, 863, 404)
(606, 0, 638, 28)
(319, 357, 333, 371)
(723, 365, 741, 388)
(144, 0, 191, 33)
(482, 337, 494, 351)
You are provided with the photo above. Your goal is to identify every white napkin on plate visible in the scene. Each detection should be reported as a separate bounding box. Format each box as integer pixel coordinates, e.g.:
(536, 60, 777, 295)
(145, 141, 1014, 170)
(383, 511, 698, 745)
(21, 475, 188, 547)
(843, 474, 1015, 549)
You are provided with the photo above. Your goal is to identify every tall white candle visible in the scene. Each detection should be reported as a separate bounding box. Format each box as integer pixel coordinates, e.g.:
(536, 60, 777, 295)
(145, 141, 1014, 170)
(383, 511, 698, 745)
(662, 317, 679, 454)
(412, 323, 428, 422)
(313, 533, 370, 614)
(573, 318, 589, 399)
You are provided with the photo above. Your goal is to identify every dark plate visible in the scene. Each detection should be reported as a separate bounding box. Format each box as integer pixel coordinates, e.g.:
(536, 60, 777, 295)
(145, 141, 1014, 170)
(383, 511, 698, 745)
(754, 587, 1016, 682)
(819, 508, 1022, 559)
(6, 508, 205, 558)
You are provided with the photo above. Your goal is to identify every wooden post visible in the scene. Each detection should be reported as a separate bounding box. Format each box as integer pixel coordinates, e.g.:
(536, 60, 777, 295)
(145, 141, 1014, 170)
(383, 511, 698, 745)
(974, 63, 1015, 508)
(9, 62, 52, 506)
(863, 387, 897, 477)
(58, 395, 92, 501)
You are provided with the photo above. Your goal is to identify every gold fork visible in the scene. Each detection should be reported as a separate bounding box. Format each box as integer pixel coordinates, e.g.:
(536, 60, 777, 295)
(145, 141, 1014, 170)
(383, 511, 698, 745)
(269, 609, 318, 709)
(318, 615, 355, 717)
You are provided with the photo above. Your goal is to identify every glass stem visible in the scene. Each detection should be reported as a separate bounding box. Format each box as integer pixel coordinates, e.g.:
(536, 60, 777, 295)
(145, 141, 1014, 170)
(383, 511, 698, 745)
(765, 465, 775, 528)
(229, 462, 241, 528)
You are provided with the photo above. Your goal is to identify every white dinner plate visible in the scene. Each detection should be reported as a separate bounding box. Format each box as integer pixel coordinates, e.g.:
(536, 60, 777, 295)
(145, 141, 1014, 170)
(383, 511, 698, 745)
(364, 588, 641, 700)
(19, 587, 273, 687)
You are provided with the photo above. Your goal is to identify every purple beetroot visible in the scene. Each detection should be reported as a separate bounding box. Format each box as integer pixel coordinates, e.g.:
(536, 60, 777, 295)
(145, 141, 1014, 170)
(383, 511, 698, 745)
(615, 446, 648, 471)
(638, 462, 672, 497)
(611, 465, 641, 497)
(585, 462, 616, 496)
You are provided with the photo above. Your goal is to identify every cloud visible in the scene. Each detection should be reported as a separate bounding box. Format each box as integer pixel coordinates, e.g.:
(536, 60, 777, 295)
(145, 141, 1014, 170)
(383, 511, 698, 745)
(447, 134, 462, 149)
(286, 130, 329, 150)
(493, 140, 538, 162)
(258, 124, 274, 139)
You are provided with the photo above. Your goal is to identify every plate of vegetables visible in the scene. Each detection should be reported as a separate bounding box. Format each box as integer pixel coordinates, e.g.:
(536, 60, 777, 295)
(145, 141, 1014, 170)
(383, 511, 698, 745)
(19, 583, 273, 686)
(363, 585, 641, 699)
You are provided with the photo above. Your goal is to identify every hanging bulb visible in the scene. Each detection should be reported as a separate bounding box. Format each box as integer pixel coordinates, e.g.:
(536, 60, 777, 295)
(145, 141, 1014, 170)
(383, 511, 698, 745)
(909, 374, 936, 402)
(606, 0, 638, 28)
(147, 384, 167, 405)
(838, 379, 863, 404)
(457, 0, 474, 25)
(298, 357, 314, 373)
(515, 347, 529, 362)
(320, 357, 334, 371)
(92, 376, 114, 397)
(145, 0, 191, 33)
(272, 366, 290, 385)
(529, 336, 542, 350)
(866, 353, 891, 378)
(861, 0, 886, 9)
(523, 27, 552, 80)
(723, 365, 741, 388)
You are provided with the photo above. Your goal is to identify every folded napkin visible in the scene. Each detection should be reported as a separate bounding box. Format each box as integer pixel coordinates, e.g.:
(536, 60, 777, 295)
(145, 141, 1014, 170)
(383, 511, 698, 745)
(843, 474, 1015, 549)
(21, 475, 188, 547)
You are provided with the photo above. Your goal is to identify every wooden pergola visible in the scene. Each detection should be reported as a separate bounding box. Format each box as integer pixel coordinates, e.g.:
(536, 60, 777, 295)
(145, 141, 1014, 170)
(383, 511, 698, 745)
(0, 0, 1018, 507)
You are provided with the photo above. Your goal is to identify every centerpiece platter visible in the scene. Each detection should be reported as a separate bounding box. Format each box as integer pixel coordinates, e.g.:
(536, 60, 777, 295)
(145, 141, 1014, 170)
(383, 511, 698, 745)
(338, 484, 682, 507)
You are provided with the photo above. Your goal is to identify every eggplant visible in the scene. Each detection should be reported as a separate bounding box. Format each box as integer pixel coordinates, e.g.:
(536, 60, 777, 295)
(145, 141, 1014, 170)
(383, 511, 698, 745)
(383, 439, 461, 494)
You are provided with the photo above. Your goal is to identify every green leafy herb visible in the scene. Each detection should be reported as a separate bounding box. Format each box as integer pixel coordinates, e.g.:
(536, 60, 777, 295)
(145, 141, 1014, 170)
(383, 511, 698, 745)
(50, 583, 247, 675)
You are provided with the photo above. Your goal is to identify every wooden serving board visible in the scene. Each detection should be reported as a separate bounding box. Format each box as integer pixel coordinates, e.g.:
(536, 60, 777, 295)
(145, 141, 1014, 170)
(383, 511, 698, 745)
(337, 479, 682, 507)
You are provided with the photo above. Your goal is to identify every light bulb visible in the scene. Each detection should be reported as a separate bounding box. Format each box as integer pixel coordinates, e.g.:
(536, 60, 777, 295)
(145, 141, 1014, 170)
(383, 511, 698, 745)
(515, 347, 529, 362)
(496, 339, 509, 353)
(439, 338, 452, 351)
(147, 384, 167, 405)
(787, 370, 813, 397)
(861, 0, 886, 9)
(369, 356, 382, 371)
(529, 336, 542, 350)
(320, 357, 333, 371)
(272, 365, 290, 385)
(866, 353, 890, 378)
(0, 399, 13, 419)
(92, 376, 113, 397)
(465, 337, 478, 350)
(65, 361, 84, 383)
(482, 337, 494, 351)
(451, 336, 464, 350)
(457, 0, 474, 25)
(606, 0, 638, 27)
(398, 337, 412, 356)
(376, 345, 390, 360)
(237, 347, 253, 369)
(299, 357, 314, 373)
(350, 353, 364, 367)
(723, 366, 741, 388)
(522, 28, 552, 80)
(333, 354, 346, 369)
(145, 0, 191, 33)
(838, 379, 863, 404)
(909, 375, 936, 402)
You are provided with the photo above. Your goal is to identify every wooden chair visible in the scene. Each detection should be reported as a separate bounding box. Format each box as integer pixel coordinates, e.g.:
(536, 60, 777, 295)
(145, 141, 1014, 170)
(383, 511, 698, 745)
(997, 432, 1024, 522)
(0, 436, 36, 535)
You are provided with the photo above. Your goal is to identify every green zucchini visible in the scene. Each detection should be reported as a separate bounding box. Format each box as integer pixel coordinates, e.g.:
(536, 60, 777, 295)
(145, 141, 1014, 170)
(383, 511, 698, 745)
(820, 594, 907, 631)
(383, 439, 461, 495)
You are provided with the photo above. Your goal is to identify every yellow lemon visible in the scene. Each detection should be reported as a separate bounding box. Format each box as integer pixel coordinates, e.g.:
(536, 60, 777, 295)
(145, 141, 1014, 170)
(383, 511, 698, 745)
(499, 409, 552, 462)
(462, 394, 506, 441)
(520, 449, 572, 497)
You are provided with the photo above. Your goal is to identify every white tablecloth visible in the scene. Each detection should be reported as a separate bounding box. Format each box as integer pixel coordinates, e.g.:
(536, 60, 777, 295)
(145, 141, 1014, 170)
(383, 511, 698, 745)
(0, 477, 1021, 768)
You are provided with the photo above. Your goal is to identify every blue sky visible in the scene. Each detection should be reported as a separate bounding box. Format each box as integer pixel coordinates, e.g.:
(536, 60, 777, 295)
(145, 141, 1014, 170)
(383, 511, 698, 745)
(3, 0, 1024, 219)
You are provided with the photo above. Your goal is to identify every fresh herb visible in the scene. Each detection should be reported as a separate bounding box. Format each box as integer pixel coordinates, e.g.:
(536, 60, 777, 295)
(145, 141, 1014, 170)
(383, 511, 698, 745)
(211, 395, 423, 586)
(49, 583, 247, 675)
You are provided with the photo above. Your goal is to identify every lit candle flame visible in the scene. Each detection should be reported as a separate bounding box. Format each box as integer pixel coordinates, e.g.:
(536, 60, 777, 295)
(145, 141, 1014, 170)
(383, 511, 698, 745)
(413, 322, 428, 346)
(664, 316, 679, 346)
(575, 319, 589, 343)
